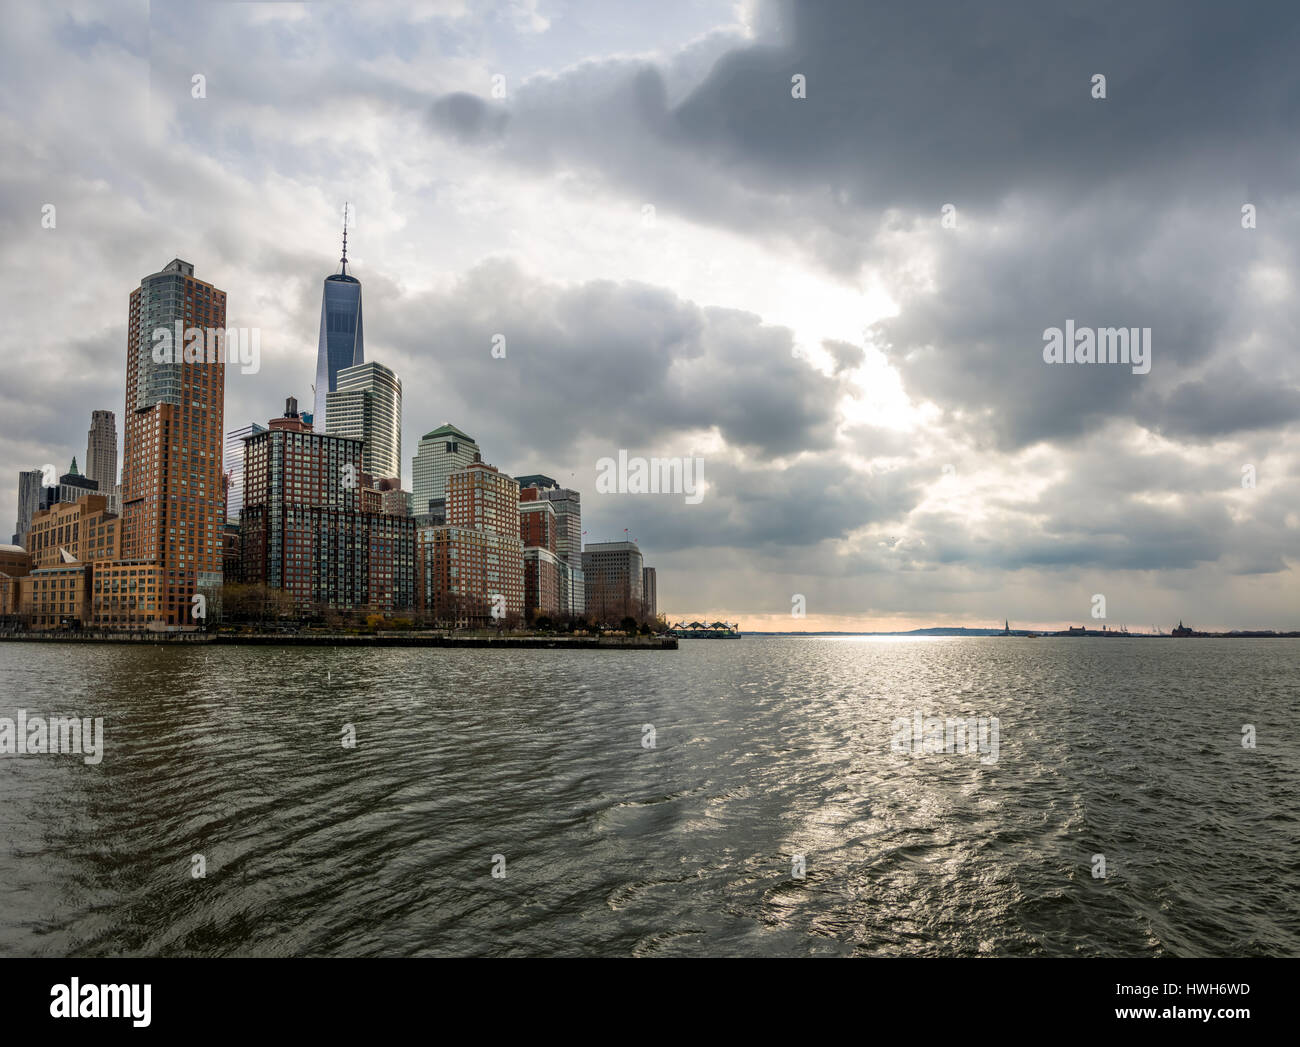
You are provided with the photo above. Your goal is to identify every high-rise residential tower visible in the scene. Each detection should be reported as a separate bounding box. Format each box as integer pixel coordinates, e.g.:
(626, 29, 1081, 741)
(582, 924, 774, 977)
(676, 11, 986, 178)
(241, 397, 415, 612)
(313, 211, 364, 431)
(85, 410, 117, 506)
(120, 258, 226, 626)
(411, 423, 480, 516)
(417, 462, 524, 625)
(325, 360, 402, 480)
(517, 474, 585, 616)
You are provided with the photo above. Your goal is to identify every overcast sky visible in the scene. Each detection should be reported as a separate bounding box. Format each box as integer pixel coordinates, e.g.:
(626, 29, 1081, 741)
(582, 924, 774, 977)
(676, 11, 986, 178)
(2, 0, 1297, 630)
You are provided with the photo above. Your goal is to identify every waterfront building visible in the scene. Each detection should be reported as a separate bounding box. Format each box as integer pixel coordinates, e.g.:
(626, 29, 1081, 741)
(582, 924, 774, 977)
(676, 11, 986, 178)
(119, 258, 226, 627)
(25, 494, 119, 569)
(519, 491, 560, 619)
(582, 540, 644, 624)
(517, 475, 585, 616)
(642, 566, 657, 620)
(312, 220, 364, 431)
(0, 544, 31, 622)
(17, 561, 91, 630)
(411, 423, 480, 516)
(417, 462, 523, 625)
(222, 523, 242, 584)
(19, 491, 166, 630)
(523, 547, 561, 619)
(240, 398, 414, 612)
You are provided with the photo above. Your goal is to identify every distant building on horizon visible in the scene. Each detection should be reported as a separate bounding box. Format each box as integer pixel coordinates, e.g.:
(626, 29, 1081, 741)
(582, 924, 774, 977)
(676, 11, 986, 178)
(325, 360, 401, 481)
(642, 566, 657, 620)
(38, 459, 98, 513)
(12, 469, 44, 547)
(85, 409, 117, 511)
(312, 216, 364, 432)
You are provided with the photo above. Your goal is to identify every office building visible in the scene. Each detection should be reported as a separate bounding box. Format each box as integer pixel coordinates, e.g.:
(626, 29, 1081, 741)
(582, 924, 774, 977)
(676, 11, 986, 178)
(325, 360, 402, 480)
(224, 422, 267, 523)
(642, 565, 657, 619)
(582, 540, 644, 623)
(12, 469, 43, 546)
(411, 423, 479, 516)
(312, 220, 364, 431)
(85, 410, 117, 505)
(37, 459, 98, 514)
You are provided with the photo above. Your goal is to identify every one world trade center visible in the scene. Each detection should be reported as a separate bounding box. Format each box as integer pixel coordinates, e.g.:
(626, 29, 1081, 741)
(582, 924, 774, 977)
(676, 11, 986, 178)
(313, 205, 364, 431)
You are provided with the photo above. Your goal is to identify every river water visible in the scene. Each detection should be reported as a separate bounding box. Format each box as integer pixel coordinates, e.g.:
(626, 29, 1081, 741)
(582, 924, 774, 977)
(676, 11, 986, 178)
(0, 636, 1295, 956)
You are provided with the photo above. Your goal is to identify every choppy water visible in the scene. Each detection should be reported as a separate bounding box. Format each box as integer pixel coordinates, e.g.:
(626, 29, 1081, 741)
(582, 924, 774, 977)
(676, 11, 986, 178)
(0, 637, 1296, 957)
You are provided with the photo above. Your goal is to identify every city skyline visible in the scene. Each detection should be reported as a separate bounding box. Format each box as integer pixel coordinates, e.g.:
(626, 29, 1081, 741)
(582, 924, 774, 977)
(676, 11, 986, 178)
(2, 0, 1297, 631)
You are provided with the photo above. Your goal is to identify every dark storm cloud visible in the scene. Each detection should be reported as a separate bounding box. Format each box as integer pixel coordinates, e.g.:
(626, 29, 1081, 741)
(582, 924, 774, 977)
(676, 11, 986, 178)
(584, 456, 926, 555)
(427, 0, 1300, 267)
(385, 259, 848, 461)
(429, 92, 510, 144)
(424, 0, 1300, 450)
(1143, 360, 1300, 438)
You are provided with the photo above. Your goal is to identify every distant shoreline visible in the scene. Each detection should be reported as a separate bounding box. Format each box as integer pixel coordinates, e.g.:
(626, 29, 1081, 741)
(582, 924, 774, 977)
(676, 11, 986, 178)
(0, 632, 677, 650)
(741, 629, 1300, 639)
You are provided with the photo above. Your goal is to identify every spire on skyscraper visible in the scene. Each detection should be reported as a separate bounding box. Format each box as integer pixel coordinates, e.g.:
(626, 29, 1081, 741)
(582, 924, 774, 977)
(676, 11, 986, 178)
(314, 206, 364, 431)
(340, 202, 349, 275)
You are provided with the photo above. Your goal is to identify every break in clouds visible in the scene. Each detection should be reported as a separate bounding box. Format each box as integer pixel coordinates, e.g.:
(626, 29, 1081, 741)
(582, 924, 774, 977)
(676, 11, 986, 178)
(1, 0, 1296, 628)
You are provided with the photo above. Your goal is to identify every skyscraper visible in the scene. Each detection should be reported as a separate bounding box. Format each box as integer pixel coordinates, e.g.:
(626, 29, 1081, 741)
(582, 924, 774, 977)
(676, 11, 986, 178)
(12, 469, 43, 547)
(85, 410, 117, 508)
(411, 423, 480, 516)
(518, 475, 585, 616)
(418, 462, 524, 624)
(325, 360, 402, 480)
(224, 422, 267, 523)
(120, 258, 226, 627)
(313, 211, 364, 431)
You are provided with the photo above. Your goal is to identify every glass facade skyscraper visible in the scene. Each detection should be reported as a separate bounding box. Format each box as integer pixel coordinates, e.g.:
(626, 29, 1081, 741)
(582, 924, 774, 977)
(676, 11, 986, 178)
(411, 424, 480, 517)
(224, 421, 268, 523)
(312, 222, 364, 432)
(325, 361, 402, 480)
